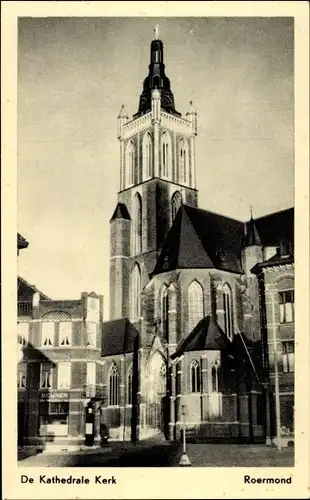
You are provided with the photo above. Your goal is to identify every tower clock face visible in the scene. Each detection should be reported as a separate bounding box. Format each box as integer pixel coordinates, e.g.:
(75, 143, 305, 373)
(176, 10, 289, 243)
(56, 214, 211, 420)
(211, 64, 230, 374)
(140, 93, 148, 106)
(162, 91, 173, 106)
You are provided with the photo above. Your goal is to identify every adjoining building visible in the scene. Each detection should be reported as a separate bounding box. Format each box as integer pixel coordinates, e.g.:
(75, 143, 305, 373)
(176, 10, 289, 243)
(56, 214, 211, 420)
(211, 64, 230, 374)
(17, 235, 106, 449)
(251, 209, 294, 446)
(18, 287, 105, 448)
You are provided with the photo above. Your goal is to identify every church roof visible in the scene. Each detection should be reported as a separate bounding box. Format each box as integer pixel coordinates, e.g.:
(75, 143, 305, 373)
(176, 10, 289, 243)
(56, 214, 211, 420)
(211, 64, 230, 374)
(245, 207, 293, 248)
(171, 315, 233, 359)
(110, 203, 131, 221)
(101, 318, 140, 357)
(17, 233, 29, 250)
(152, 205, 244, 275)
(171, 316, 263, 382)
(243, 216, 262, 247)
(152, 205, 294, 277)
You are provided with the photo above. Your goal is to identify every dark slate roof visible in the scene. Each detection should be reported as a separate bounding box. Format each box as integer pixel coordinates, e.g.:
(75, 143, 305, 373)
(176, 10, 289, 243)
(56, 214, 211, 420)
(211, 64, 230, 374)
(243, 217, 262, 247)
(101, 318, 140, 357)
(247, 207, 294, 248)
(171, 316, 263, 383)
(152, 205, 244, 275)
(171, 316, 234, 359)
(152, 205, 294, 276)
(110, 203, 131, 222)
(17, 233, 28, 250)
(18, 276, 51, 301)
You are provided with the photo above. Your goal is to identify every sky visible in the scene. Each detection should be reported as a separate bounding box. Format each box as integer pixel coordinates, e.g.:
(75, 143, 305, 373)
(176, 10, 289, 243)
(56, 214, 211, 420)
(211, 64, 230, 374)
(17, 17, 294, 318)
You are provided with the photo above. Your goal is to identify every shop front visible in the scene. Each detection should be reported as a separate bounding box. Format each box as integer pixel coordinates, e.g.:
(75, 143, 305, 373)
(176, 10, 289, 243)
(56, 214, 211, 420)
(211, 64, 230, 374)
(39, 392, 70, 440)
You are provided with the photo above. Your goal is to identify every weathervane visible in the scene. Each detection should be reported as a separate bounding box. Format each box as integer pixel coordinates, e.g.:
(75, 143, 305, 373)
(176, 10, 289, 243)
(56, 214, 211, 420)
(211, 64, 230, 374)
(154, 24, 159, 40)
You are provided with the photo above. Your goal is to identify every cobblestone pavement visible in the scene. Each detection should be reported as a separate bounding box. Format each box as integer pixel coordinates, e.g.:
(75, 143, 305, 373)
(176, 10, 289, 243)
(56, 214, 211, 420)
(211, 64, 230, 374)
(179, 443, 294, 467)
(18, 442, 294, 468)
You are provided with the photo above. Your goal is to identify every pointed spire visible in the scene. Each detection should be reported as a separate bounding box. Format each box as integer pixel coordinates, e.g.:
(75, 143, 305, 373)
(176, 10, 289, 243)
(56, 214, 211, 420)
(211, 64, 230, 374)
(133, 30, 181, 118)
(186, 100, 198, 135)
(154, 24, 159, 40)
(244, 208, 262, 247)
(188, 100, 197, 114)
(117, 105, 129, 139)
(117, 104, 128, 119)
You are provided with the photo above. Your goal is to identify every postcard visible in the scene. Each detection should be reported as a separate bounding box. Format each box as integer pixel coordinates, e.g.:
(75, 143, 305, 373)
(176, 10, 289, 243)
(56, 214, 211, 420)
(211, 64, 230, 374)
(2, 1, 309, 499)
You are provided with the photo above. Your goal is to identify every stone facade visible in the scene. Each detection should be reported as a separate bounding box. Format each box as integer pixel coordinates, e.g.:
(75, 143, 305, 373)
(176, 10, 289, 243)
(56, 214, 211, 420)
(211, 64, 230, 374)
(253, 261, 295, 446)
(17, 290, 104, 448)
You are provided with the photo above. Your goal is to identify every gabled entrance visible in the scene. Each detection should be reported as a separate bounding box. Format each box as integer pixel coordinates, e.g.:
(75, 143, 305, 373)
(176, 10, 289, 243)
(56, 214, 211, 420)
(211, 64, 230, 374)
(144, 349, 168, 438)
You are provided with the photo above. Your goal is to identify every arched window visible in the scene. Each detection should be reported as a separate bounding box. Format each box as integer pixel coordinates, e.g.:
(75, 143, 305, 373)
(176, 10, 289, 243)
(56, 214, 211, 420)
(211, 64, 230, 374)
(171, 191, 182, 221)
(127, 364, 133, 405)
(175, 361, 182, 396)
(210, 360, 222, 417)
(132, 193, 142, 255)
(188, 280, 204, 333)
(131, 263, 141, 321)
(179, 138, 189, 184)
(223, 284, 233, 340)
(41, 311, 72, 348)
(161, 285, 169, 340)
(161, 131, 172, 179)
(109, 363, 119, 406)
(126, 141, 135, 187)
(211, 360, 221, 392)
(143, 133, 153, 180)
(190, 360, 201, 393)
(152, 75, 161, 87)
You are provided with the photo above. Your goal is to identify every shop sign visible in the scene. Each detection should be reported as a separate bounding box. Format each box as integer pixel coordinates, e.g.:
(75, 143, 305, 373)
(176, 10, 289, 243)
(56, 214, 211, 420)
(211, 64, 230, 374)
(40, 391, 69, 400)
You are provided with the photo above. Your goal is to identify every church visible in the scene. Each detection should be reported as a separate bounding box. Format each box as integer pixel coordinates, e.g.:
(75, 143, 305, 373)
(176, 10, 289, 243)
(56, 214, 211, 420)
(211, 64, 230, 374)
(17, 29, 294, 450)
(100, 30, 295, 444)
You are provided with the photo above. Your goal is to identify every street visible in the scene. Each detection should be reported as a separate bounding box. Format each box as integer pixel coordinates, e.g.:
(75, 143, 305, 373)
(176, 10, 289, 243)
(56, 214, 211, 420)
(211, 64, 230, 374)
(18, 441, 294, 468)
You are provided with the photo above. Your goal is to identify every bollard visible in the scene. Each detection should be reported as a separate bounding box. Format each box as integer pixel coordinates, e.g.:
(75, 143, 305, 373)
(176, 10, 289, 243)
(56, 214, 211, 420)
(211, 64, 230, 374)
(179, 404, 191, 466)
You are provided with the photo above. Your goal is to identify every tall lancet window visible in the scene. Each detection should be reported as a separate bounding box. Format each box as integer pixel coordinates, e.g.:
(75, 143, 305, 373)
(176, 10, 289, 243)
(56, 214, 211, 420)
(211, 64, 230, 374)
(210, 360, 222, 417)
(109, 363, 119, 406)
(161, 131, 172, 179)
(190, 360, 201, 393)
(188, 280, 204, 333)
(223, 283, 233, 340)
(161, 285, 169, 340)
(171, 191, 182, 222)
(132, 193, 142, 255)
(179, 138, 189, 184)
(131, 263, 141, 322)
(127, 364, 133, 405)
(143, 132, 153, 180)
(126, 141, 135, 187)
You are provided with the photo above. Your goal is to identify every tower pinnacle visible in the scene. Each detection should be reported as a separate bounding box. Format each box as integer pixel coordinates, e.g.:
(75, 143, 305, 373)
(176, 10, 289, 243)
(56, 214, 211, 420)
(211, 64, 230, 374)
(154, 24, 159, 40)
(133, 32, 181, 118)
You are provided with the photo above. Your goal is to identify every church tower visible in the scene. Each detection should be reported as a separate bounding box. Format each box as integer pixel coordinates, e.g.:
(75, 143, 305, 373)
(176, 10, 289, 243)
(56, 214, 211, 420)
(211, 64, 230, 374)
(110, 27, 198, 322)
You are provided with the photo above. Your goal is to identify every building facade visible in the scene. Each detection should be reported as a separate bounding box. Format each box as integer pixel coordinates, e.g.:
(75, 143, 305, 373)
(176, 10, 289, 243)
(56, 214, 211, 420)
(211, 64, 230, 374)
(252, 216, 294, 446)
(18, 260, 104, 447)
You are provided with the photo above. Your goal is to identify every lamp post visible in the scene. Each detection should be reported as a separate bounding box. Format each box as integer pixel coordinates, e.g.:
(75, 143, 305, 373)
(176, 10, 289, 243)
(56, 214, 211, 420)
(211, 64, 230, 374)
(270, 289, 282, 450)
(179, 404, 191, 466)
